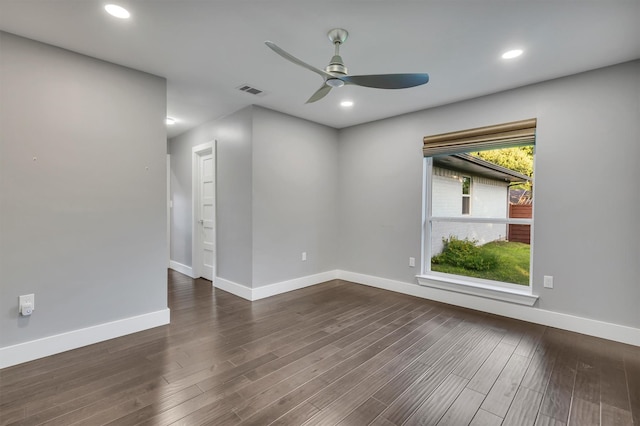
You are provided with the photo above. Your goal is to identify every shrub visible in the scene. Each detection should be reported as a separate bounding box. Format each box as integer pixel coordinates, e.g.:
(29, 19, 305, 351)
(431, 236, 498, 271)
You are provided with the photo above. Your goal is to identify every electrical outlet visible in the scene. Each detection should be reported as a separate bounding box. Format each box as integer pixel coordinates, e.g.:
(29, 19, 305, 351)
(301, 252, 307, 261)
(19, 294, 35, 316)
(409, 257, 416, 267)
(543, 275, 554, 289)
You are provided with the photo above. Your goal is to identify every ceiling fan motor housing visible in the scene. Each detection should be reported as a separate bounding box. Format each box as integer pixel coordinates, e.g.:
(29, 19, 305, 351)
(325, 55, 347, 75)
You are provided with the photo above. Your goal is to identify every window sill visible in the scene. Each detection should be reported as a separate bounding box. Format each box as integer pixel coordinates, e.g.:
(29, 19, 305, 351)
(416, 274, 538, 306)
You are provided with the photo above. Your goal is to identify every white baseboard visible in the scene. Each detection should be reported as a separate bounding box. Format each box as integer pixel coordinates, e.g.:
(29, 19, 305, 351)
(6, 269, 634, 370)
(252, 270, 339, 300)
(214, 277, 253, 300)
(215, 270, 339, 301)
(169, 260, 194, 278)
(337, 270, 640, 347)
(0, 309, 170, 369)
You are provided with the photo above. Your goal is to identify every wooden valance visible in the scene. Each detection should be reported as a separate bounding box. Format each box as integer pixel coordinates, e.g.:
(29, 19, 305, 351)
(423, 118, 537, 157)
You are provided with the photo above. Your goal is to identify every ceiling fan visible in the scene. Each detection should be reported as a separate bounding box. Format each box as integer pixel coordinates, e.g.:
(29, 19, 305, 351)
(265, 28, 429, 103)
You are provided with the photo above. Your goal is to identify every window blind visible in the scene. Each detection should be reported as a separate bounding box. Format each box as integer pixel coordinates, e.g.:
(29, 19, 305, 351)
(423, 118, 536, 157)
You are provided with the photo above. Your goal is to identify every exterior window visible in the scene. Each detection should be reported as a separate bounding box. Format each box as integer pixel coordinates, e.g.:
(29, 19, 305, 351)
(424, 147, 534, 287)
(462, 176, 471, 214)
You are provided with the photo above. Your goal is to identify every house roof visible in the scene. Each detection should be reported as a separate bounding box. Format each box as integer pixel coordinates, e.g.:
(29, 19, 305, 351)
(0, 2, 638, 138)
(510, 189, 532, 204)
(433, 153, 530, 183)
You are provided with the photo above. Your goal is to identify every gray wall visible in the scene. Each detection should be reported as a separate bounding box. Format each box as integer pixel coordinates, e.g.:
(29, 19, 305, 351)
(216, 108, 254, 286)
(252, 107, 338, 287)
(0, 33, 168, 347)
(338, 60, 640, 328)
(168, 106, 338, 288)
(337, 110, 424, 283)
(169, 106, 253, 286)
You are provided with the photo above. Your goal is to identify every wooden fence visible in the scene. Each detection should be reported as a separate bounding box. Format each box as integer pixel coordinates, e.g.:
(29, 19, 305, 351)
(508, 204, 532, 244)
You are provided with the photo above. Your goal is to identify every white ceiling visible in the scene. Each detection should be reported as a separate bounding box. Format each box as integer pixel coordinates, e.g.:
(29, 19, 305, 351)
(1, 1, 639, 138)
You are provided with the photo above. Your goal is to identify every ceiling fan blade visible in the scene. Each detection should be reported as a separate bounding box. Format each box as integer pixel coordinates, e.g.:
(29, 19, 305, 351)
(341, 73, 429, 89)
(265, 41, 333, 80)
(306, 84, 332, 103)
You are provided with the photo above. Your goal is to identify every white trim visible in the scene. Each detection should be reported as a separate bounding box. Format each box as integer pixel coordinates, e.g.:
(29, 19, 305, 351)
(4, 270, 636, 369)
(192, 141, 216, 280)
(0, 309, 170, 369)
(252, 271, 339, 300)
(214, 277, 253, 301)
(429, 216, 532, 225)
(215, 270, 339, 301)
(421, 157, 431, 273)
(169, 260, 195, 278)
(417, 274, 538, 306)
(422, 155, 433, 274)
(167, 154, 171, 268)
(337, 270, 640, 347)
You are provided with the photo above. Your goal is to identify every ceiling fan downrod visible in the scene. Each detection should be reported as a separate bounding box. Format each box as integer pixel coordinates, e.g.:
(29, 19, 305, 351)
(325, 28, 349, 85)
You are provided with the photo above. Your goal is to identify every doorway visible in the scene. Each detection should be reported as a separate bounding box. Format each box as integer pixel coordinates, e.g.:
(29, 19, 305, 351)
(192, 141, 216, 282)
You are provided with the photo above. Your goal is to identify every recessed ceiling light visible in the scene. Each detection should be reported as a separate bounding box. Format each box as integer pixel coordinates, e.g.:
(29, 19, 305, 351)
(104, 4, 130, 19)
(502, 49, 523, 59)
(166, 117, 176, 125)
(340, 100, 354, 108)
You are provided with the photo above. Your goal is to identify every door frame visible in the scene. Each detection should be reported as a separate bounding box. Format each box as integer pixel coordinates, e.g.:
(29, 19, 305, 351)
(167, 154, 171, 268)
(192, 141, 216, 283)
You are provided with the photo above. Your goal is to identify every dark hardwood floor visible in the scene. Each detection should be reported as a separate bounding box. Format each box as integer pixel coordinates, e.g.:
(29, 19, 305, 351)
(1, 270, 638, 425)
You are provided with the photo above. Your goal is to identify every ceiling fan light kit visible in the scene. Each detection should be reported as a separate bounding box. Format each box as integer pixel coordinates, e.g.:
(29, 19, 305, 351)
(265, 28, 429, 103)
(326, 79, 345, 88)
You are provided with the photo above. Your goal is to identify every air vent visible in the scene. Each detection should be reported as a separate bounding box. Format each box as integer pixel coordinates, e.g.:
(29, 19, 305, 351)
(237, 84, 267, 96)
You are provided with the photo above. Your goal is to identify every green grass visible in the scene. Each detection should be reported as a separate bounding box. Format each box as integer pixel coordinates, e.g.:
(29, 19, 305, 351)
(431, 240, 531, 285)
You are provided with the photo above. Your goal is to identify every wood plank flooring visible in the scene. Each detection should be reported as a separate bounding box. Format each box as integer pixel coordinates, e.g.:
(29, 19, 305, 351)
(1, 270, 638, 425)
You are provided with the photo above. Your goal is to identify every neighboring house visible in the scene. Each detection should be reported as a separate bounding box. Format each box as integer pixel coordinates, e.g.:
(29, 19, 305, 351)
(430, 153, 530, 255)
(509, 188, 532, 205)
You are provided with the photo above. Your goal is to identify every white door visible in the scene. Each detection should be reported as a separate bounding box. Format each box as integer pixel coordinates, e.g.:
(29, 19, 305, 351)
(193, 142, 215, 282)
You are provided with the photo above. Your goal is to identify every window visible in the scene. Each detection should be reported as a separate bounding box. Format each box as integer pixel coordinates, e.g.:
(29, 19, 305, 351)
(420, 119, 537, 303)
(462, 176, 471, 214)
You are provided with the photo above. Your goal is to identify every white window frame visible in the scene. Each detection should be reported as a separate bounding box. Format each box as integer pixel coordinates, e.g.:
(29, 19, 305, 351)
(418, 156, 538, 306)
(461, 175, 471, 215)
